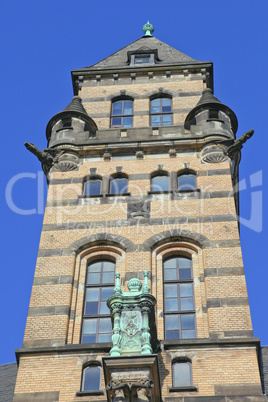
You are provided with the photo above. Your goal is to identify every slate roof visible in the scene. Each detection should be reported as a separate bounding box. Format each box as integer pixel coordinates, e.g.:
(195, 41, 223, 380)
(77, 36, 204, 71)
(0, 363, 17, 402)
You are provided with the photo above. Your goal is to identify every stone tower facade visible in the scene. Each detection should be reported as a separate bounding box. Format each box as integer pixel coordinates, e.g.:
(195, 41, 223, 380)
(14, 24, 266, 401)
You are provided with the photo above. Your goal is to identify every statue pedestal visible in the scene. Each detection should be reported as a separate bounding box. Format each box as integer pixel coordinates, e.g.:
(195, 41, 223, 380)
(103, 355, 161, 402)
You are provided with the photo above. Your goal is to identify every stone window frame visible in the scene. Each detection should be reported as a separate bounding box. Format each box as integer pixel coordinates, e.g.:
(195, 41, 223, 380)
(151, 242, 207, 341)
(81, 259, 115, 344)
(163, 254, 196, 341)
(110, 96, 134, 129)
(69, 247, 125, 345)
(169, 357, 198, 392)
(149, 170, 170, 193)
(108, 172, 130, 196)
(150, 94, 173, 127)
(177, 169, 197, 192)
(76, 361, 104, 396)
(83, 174, 103, 197)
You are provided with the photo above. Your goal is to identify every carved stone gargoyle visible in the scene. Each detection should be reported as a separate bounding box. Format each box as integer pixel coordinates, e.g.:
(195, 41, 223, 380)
(24, 142, 64, 176)
(222, 129, 254, 158)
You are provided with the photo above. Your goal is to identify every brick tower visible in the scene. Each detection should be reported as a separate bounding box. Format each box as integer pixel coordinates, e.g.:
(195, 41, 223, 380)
(14, 22, 266, 401)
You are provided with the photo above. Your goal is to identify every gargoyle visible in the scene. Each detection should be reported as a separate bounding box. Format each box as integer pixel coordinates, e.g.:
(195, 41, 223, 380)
(221, 129, 254, 157)
(24, 142, 64, 175)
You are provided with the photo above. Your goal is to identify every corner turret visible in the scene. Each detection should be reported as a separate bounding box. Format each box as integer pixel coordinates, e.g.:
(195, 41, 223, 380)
(46, 96, 97, 147)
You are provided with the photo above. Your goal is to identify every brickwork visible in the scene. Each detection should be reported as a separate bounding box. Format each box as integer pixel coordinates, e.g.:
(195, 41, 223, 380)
(14, 37, 264, 402)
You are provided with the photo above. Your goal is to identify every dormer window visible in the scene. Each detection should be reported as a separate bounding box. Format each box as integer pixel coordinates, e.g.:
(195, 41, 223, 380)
(134, 54, 152, 65)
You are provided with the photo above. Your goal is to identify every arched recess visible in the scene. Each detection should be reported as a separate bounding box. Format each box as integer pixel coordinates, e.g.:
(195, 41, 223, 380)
(66, 235, 133, 344)
(141, 228, 214, 252)
(145, 229, 210, 341)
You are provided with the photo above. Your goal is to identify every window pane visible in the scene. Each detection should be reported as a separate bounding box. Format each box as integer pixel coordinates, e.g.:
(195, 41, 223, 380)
(165, 284, 178, 297)
(123, 101, 133, 114)
(83, 319, 97, 334)
(99, 318, 112, 333)
(110, 178, 128, 194)
(181, 298, 194, 311)
(135, 56, 150, 64)
(89, 262, 102, 272)
(151, 175, 169, 192)
(84, 180, 101, 196)
(181, 330, 195, 339)
(100, 301, 110, 315)
(85, 301, 98, 315)
(164, 258, 177, 269)
(165, 298, 179, 312)
(178, 258, 191, 268)
(151, 98, 161, 108)
(122, 117, 133, 127)
(102, 272, 115, 284)
(151, 115, 161, 125)
(101, 287, 114, 300)
(166, 330, 180, 339)
(164, 269, 177, 281)
(162, 98, 172, 106)
(180, 283, 193, 297)
(173, 363, 191, 387)
(112, 101, 123, 115)
(86, 288, 99, 301)
(98, 333, 112, 342)
(83, 366, 101, 391)
(111, 117, 122, 127)
(181, 314, 195, 330)
(165, 315, 179, 330)
(103, 261, 115, 271)
(87, 272, 101, 285)
(162, 114, 172, 125)
(82, 334, 96, 343)
(179, 174, 196, 190)
(179, 268, 192, 280)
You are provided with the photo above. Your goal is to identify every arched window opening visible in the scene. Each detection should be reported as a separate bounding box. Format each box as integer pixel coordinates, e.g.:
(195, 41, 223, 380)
(150, 96, 172, 126)
(151, 173, 169, 192)
(110, 176, 128, 195)
(178, 173, 196, 191)
(163, 256, 196, 340)
(111, 99, 133, 128)
(172, 361, 192, 388)
(83, 178, 101, 196)
(82, 365, 101, 391)
(81, 260, 115, 343)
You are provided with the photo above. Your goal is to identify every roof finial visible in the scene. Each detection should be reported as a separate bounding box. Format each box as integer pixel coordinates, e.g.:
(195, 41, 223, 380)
(143, 21, 154, 36)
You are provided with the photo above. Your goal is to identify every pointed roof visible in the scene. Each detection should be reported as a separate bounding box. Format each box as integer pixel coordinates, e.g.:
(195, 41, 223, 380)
(77, 36, 203, 71)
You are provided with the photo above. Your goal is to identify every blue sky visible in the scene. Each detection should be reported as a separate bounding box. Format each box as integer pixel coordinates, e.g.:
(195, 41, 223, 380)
(1, 0, 267, 364)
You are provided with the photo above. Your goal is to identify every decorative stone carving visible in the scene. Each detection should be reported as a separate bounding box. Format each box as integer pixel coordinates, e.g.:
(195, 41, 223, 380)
(201, 144, 228, 164)
(135, 150, 144, 159)
(104, 150, 112, 161)
(169, 147, 176, 158)
(53, 151, 79, 172)
(107, 272, 157, 357)
(24, 142, 64, 176)
(127, 201, 150, 219)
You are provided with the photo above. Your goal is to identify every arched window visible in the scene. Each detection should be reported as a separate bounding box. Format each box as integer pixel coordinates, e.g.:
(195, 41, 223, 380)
(82, 365, 101, 391)
(178, 173, 196, 191)
(83, 177, 102, 196)
(81, 260, 115, 343)
(110, 175, 128, 195)
(151, 173, 169, 192)
(172, 361, 192, 388)
(150, 96, 173, 126)
(163, 256, 196, 340)
(111, 98, 133, 128)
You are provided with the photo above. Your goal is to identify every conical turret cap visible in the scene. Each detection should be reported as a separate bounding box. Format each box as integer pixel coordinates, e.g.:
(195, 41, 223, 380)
(46, 96, 97, 142)
(184, 88, 238, 134)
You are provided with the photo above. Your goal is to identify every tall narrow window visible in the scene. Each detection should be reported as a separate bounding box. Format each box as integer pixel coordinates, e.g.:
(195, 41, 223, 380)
(151, 173, 169, 192)
(172, 361, 192, 387)
(111, 99, 133, 128)
(178, 173, 196, 191)
(110, 176, 128, 195)
(163, 256, 196, 340)
(83, 178, 101, 196)
(81, 260, 115, 343)
(150, 97, 173, 126)
(82, 365, 101, 391)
